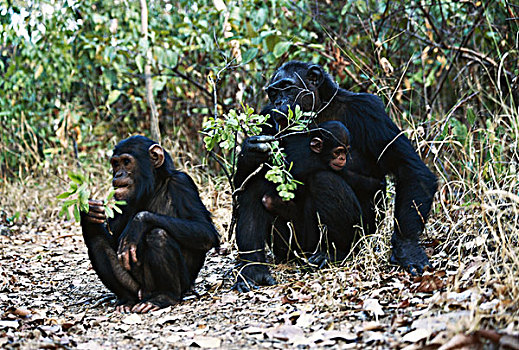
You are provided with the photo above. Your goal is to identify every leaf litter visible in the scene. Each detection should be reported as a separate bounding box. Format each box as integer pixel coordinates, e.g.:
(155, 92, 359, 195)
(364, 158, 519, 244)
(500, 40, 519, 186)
(0, 180, 518, 349)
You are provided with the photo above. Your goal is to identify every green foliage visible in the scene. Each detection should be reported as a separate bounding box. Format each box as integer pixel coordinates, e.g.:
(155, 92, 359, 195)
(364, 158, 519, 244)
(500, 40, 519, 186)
(57, 171, 126, 222)
(203, 105, 309, 201)
(0, 0, 517, 189)
(203, 106, 268, 152)
(57, 172, 91, 222)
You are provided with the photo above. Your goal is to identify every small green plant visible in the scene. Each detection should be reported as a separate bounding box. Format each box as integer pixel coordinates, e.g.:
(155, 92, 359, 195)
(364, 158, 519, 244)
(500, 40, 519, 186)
(203, 105, 311, 201)
(57, 171, 126, 222)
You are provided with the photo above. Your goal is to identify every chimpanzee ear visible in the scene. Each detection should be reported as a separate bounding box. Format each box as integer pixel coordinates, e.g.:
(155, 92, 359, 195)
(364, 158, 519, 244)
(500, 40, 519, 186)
(307, 65, 324, 87)
(310, 137, 323, 153)
(148, 144, 165, 168)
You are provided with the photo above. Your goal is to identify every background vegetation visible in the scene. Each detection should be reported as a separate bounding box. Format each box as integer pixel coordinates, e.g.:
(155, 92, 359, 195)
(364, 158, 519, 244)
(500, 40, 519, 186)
(0, 0, 518, 347)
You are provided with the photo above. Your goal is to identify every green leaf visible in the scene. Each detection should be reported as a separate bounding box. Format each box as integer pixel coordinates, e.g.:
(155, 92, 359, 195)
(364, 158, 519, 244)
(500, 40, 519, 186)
(273, 41, 291, 58)
(106, 189, 115, 202)
(242, 48, 258, 64)
(105, 205, 114, 219)
(73, 204, 81, 223)
(68, 171, 85, 184)
(56, 191, 73, 199)
(114, 200, 127, 206)
(63, 199, 78, 207)
(107, 90, 122, 105)
(136, 55, 144, 74)
(113, 205, 123, 214)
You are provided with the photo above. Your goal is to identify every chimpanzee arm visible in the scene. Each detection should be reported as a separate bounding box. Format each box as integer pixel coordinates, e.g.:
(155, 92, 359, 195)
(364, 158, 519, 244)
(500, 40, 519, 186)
(118, 172, 219, 255)
(234, 107, 278, 188)
(80, 201, 140, 301)
(344, 170, 385, 194)
(233, 177, 277, 292)
(338, 92, 437, 273)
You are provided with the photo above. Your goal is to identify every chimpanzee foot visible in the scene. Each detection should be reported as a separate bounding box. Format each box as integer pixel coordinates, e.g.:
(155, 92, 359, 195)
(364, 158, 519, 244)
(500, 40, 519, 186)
(390, 236, 432, 275)
(131, 294, 179, 313)
(232, 264, 276, 293)
(115, 299, 137, 313)
(306, 252, 330, 269)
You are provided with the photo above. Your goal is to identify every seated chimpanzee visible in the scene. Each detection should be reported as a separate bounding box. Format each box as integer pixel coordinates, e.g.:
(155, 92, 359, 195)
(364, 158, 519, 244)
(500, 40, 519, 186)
(261, 121, 368, 268)
(81, 135, 219, 313)
(234, 61, 437, 291)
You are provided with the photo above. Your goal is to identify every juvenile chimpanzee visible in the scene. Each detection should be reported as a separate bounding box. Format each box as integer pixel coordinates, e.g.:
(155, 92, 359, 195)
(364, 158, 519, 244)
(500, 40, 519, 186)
(261, 121, 366, 269)
(81, 135, 219, 313)
(263, 121, 385, 220)
(262, 120, 352, 218)
(234, 61, 437, 290)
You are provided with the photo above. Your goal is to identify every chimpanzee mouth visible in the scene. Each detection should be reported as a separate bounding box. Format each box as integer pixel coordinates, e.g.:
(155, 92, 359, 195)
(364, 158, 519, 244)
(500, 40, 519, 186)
(330, 163, 344, 171)
(114, 185, 131, 200)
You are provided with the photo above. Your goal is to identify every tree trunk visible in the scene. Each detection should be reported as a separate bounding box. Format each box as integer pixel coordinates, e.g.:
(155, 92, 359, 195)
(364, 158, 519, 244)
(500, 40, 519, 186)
(140, 0, 161, 143)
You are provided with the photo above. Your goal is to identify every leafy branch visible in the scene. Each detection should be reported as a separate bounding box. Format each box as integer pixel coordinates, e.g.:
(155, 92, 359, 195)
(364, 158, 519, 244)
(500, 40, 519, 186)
(202, 105, 311, 201)
(57, 171, 126, 223)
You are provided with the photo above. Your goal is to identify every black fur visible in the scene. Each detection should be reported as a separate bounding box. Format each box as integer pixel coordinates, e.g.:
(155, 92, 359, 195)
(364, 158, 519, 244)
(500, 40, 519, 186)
(81, 135, 219, 309)
(233, 61, 437, 291)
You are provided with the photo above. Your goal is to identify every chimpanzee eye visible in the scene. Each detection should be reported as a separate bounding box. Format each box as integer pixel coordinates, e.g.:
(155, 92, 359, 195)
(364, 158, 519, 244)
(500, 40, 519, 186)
(123, 158, 130, 166)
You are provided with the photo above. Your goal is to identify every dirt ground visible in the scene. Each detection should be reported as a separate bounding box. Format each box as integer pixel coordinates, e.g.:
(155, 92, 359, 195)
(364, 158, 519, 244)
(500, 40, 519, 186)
(1, 177, 518, 349)
(0, 217, 517, 350)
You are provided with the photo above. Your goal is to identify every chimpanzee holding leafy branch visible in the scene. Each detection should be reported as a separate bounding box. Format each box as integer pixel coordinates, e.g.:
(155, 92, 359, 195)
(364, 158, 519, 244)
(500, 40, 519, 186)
(233, 61, 437, 292)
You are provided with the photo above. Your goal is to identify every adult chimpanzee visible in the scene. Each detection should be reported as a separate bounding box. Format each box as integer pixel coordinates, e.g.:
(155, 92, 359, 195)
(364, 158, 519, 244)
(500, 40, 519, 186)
(81, 135, 219, 313)
(234, 61, 437, 291)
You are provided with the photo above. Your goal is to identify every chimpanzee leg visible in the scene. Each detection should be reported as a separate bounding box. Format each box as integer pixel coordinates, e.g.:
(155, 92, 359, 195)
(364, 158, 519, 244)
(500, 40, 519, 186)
(234, 178, 277, 291)
(81, 221, 140, 303)
(137, 228, 190, 307)
(306, 171, 362, 266)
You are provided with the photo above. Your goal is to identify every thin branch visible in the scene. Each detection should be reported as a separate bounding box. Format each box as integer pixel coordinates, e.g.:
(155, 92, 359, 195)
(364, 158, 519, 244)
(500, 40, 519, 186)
(232, 164, 264, 197)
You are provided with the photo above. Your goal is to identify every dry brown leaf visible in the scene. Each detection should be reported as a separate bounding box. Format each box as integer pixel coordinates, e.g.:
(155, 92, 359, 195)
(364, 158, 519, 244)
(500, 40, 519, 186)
(242, 326, 266, 334)
(438, 334, 481, 350)
(122, 314, 142, 325)
(363, 298, 384, 317)
(165, 334, 181, 343)
(363, 321, 385, 331)
(0, 320, 19, 329)
(266, 324, 304, 341)
(13, 307, 31, 317)
(401, 328, 431, 343)
(191, 336, 222, 348)
(413, 271, 445, 293)
(322, 330, 357, 342)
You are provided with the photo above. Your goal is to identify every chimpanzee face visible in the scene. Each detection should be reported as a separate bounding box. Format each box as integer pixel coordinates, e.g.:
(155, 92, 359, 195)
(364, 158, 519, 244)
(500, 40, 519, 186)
(110, 153, 137, 201)
(328, 145, 347, 171)
(309, 121, 350, 171)
(265, 63, 325, 129)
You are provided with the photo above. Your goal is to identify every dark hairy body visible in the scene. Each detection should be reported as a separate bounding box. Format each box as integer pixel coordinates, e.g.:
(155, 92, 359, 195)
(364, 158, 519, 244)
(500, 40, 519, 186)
(233, 61, 437, 291)
(81, 136, 219, 312)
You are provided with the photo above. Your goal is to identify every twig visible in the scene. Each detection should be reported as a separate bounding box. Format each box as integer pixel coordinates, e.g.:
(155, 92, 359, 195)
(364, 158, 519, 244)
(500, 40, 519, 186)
(232, 164, 265, 196)
(208, 151, 233, 188)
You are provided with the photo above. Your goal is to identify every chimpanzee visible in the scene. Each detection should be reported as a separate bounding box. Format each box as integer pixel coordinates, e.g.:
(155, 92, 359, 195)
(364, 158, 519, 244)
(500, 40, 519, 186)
(262, 120, 351, 218)
(234, 61, 437, 291)
(261, 121, 368, 269)
(81, 135, 219, 313)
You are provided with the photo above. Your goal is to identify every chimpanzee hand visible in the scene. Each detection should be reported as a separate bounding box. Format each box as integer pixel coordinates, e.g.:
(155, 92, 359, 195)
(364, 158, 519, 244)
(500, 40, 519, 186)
(390, 235, 432, 275)
(82, 199, 106, 224)
(240, 135, 275, 164)
(232, 264, 276, 293)
(117, 211, 149, 271)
